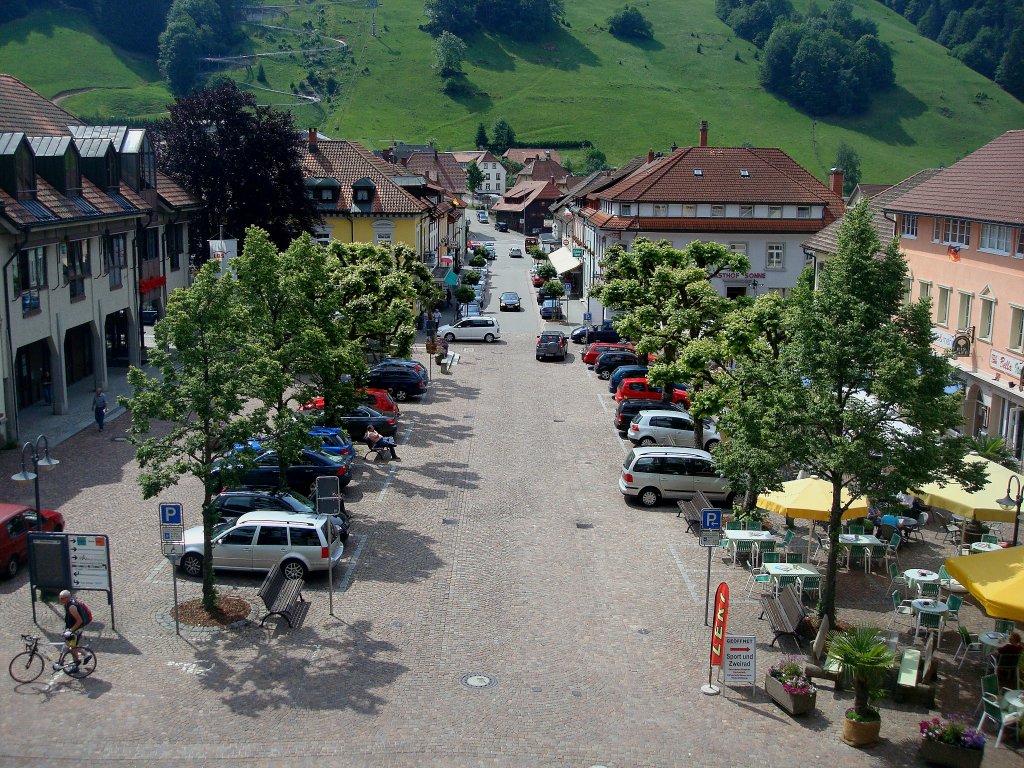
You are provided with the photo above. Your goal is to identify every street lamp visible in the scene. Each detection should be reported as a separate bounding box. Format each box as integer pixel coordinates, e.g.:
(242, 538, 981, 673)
(11, 435, 59, 529)
(995, 475, 1022, 547)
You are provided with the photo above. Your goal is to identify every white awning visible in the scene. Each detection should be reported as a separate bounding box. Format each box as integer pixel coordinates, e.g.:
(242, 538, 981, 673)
(549, 246, 582, 275)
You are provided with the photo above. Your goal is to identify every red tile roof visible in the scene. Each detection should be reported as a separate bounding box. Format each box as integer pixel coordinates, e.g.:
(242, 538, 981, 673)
(883, 130, 1024, 226)
(452, 150, 500, 165)
(503, 148, 562, 164)
(517, 157, 569, 183)
(300, 139, 430, 215)
(584, 208, 834, 233)
(0, 75, 80, 136)
(600, 146, 844, 212)
(156, 172, 202, 209)
(402, 151, 467, 195)
(492, 179, 562, 212)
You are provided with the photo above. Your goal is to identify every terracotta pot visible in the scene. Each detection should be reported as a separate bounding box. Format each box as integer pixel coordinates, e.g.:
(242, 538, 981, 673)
(919, 740, 984, 768)
(764, 673, 816, 715)
(841, 715, 881, 747)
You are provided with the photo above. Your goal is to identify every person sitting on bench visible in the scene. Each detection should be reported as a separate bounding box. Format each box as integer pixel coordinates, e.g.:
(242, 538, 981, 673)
(365, 425, 399, 460)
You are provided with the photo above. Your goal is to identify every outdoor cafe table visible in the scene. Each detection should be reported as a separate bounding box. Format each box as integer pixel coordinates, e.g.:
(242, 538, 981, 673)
(971, 541, 1002, 554)
(904, 568, 940, 592)
(763, 562, 819, 596)
(979, 630, 1008, 651)
(911, 598, 948, 640)
(839, 533, 882, 571)
(723, 529, 775, 565)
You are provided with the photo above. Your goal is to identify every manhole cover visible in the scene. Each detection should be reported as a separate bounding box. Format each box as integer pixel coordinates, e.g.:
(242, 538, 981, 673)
(460, 673, 495, 689)
(442, 518, 459, 525)
(575, 522, 593, 529)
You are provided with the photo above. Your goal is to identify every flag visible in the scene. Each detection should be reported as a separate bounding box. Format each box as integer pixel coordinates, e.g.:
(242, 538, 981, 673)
(947, 245, 961, 262)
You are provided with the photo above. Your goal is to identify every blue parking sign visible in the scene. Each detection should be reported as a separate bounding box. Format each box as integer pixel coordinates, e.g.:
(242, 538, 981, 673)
(701, 508, 721, 530)
(583, 313, 592, 322)
(159, 503, 183, 526)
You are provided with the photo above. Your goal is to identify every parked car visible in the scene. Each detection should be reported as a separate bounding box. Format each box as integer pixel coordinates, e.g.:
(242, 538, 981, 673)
(377, 358, 429, 380)
(608, 365, 650, 394)
(212, 447, 355, 494)
(0, 503, 65, 578)
(525, 236, 538, 248)
(484, 242, 497, 260)
(245, 428, 354, 459)
(536, 331, 568, 361)
(336, 405, 397, 440)
(179, 511, 343, 580)
(477, 210, 488, 223)
(437, 317, 501, 342)
(627, 411, 721, 451)
(509, 247, 523, 258)
(571, 322, 621, 344)
(367, 366, 428, 401)
(614, 378, 689, 406)
(496, 221, 508, 232)
(531, 273, 545, 287)
(467, 239, 481, 251)
(581, 342, 634, 365)
(211, 489, 349, 542)
(614, 398, 688, 432)
(593, 350, 640, 379)
(619, 447, 734, 508)
(499, 292, 521, 311)
(457, 302, 482, 319)
(300, 388, 400, 418)
(540, 299, 563, 320)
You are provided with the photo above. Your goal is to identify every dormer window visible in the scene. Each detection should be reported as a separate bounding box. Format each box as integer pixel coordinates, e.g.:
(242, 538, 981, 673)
(321, 188, 335, 201)
(351, 177, 376, 211)
(693, 169, 703, 177)
(740, 169, 750, 177)
(140, 134, 156, 190)
(354, 188, 370, 202)
(15, 144, 34, 199)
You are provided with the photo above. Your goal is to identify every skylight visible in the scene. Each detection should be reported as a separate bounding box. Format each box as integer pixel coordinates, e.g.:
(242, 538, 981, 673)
(693, 169, 703, 177)
(740, 169, 750, 177)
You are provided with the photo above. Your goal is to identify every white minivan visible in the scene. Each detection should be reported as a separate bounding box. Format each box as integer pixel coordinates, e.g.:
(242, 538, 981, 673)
(627, 410, 721, 450)
(437, 317, 501, 342)
(619, 447, 734, 508)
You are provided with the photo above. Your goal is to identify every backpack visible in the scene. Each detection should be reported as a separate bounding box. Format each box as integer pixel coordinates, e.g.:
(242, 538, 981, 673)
(71, 599, 93, 627)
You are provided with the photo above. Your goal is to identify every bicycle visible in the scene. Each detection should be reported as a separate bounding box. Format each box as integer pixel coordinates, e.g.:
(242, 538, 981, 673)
(8, 633, 96, 682)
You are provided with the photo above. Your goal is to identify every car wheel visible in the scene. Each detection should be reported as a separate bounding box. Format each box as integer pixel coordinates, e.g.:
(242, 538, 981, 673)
(639, 487, 662, 507)
(179, 552, 202, 577)
(484, 333, 495, 343)
(393, 389, 409, 402)
(598, 369, 611, 380)
(444, 333, 456, 342)
(704, 439, 720, 451)
(281, 559, 308, 580)
(4, 557, 18, 579)
(639, 437, 656, 446)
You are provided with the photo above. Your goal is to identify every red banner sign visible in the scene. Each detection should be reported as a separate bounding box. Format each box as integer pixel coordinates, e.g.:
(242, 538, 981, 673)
(138, 275, 167, 294)
(710, 582, 730, 667)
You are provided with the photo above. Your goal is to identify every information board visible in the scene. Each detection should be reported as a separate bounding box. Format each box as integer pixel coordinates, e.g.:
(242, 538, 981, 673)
(699, 529, 722, 548)
(68, 535, 112, 590)
(722, 634, 757, 685)
(27, 532, 116, 629)
(27, 534, 71, 589)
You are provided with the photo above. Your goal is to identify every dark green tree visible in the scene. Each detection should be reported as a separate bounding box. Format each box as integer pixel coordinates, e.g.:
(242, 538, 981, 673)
(490, 117, 516, 155)
(582, 148, 610, 173)
(474, 123, 489, 149)
(478, 0, 563, 37)
(466, 160, 484, 200)
(424, 0, 479, 35)
(996, 30, 1024, 100)
(607, 6, 654, 40)
(159, 16, 203, 95)
(833, 143, 862, 196)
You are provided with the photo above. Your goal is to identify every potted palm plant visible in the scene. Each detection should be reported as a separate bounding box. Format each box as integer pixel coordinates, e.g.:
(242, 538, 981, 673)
(827, 626, 895, 747)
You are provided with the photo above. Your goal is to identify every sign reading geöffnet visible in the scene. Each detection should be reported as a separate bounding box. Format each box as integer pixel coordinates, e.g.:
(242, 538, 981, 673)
(722, 634, 757, 685)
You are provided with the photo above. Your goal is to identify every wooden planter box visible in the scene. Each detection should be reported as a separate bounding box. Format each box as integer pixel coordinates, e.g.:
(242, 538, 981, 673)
(919, 740, 984, 768)
(764, 673, 816, 715)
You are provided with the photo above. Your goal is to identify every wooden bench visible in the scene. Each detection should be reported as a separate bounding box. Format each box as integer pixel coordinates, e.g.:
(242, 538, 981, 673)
(442, 352, 461, 374)
(363, 436, 398, 461)
(778, 584, 806, 629)
(806, 613, 843, 685)
(758, 593, 800, 648)
(894, 633, 938, 707)
(257, 561, 305, 628)
(675, 500, 702, 535)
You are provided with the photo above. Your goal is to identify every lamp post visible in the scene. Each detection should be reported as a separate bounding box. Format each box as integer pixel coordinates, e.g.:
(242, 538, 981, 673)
(11, 435, 59, 529)
(995, 475, 1022, 547)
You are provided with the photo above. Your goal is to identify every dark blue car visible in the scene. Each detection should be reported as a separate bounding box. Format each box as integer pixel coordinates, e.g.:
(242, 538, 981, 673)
(609, 365, 649, 393)
(570, 322, 621, 344)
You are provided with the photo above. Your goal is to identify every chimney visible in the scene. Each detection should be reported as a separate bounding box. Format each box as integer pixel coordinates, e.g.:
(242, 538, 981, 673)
(647, 148, 655, 163)
(671, 141, 678, 152)
(544, 150, 551, 160)
(829, 167, 844, 197)
(699, 120, 708, 147)
(308, 128, 318, 153)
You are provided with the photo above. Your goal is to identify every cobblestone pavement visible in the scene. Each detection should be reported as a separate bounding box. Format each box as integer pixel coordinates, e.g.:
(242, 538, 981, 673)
(0, 253, 1020, 767)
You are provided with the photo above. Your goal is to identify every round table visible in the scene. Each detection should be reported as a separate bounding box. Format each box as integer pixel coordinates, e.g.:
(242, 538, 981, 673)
(980, 631, 1008, 650)
(904, 568, 939, 592)
(912, 598, 948, 614)
(971, 541, 1002, 553)
(1004, 689, 1024, 715)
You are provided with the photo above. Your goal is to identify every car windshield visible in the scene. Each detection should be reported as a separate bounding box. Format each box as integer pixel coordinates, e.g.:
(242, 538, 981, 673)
(501, 293, 518, 300)
(212, 520, 234, 538)
(623, 449, 637, 469)
(308, 450, 345, 465)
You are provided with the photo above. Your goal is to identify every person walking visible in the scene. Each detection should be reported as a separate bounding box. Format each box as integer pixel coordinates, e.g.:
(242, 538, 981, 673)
(92, 387, 107, 431)
(431, 308, 442, 333)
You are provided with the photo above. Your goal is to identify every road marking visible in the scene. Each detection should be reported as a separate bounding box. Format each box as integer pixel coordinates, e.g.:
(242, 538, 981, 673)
(596, 391, 608, 414)
(143, 558, 168, 584)
(377, 426, 413, 502)
(335, 533, 367, 593)
(667, 543, 699, 603)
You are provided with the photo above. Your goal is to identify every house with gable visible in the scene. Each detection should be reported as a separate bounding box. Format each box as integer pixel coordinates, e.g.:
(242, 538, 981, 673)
(579, 122, 845, 303)
(0, 74, 200, 440)
(491, 178, 562, 235)
(452, 150, 506, 197)
(881, 131, 1024, 451)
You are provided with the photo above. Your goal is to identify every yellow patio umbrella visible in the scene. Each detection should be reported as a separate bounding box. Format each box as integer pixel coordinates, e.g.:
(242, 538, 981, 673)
(758, 478, 870, 557)
(945, 546, 1024, 623)
(913, 456, 1020, 523)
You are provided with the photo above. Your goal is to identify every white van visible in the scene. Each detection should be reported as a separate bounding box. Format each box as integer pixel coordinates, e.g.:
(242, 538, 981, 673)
(619, 447, 734, 508)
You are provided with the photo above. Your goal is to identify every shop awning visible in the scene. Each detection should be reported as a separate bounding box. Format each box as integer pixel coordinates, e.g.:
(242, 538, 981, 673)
(549, 246, 582, 275)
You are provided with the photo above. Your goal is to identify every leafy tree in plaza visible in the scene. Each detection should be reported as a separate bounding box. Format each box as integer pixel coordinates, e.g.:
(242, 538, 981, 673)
(473, 246, 489, 259)
(729, 204, 984, 624)
(432, 31, 467, 75)
(592, 239, 749, 449)
(460, 269, 481, 285)
(157, 82, 320, 257)
(607, 5, 654, 40)
(490, 117, 516, 155)
(537, 262, 557, 281)
(474, 123, 489, 149)
(541, 280, 565, 299)
(470, 254, 487, 267)
(466, 161, 484, 201)
(121, 263, 267, 612)
(454, 284, 476, 308)
(833, 142, 861, 196)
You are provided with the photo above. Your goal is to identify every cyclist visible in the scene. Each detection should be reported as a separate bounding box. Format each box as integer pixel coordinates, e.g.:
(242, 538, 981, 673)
(57, 589, 88, 673)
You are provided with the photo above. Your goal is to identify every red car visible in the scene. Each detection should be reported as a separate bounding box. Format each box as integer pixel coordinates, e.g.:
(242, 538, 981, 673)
(531, 273, 545, 287)
(0, 504, 64, 578)
(582, 342, 634, 365)
(614, 378, 690, 406)
(300, 389, 400, 417)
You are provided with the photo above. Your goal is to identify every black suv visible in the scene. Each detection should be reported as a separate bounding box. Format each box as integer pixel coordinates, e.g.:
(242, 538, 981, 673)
(614, 399, 687, 432)
(212, 489, 350, 541)
(571, 323, 621, 344)
(367, 366, 427, 401)
(594, 350, 640, 379)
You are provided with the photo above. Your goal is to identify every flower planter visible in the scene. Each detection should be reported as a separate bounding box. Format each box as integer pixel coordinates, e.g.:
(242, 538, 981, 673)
(919, 740, 984, 768)
(764, 673, 816, 715)
(841, 716, 881, 747)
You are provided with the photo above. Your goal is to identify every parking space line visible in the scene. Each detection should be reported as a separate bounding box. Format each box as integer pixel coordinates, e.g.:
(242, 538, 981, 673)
(143, 557, 173, 585)
(667, 543, 699, 603)
(377, 426, 413, 503)
(596, 391, 609, 414)
(335, 533, 367, 593)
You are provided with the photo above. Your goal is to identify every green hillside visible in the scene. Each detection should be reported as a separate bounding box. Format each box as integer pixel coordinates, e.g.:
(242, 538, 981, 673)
(2, 1, 1022, 185)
